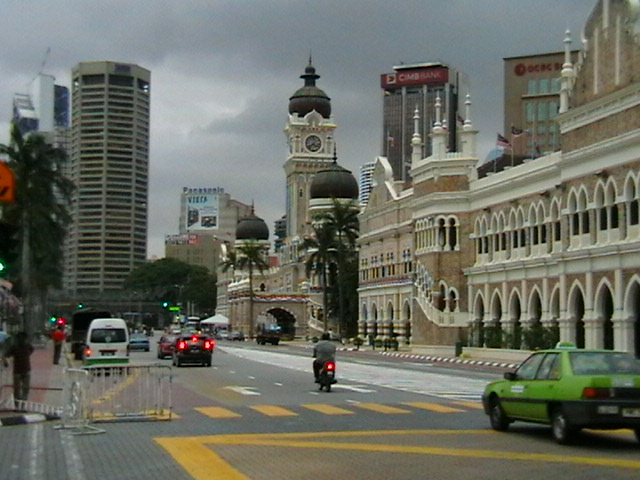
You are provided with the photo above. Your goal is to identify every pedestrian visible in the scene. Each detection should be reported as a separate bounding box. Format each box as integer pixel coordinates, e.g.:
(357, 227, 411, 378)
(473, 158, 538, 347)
(51, 324, 66, 364)
(2, 331, 34, 403)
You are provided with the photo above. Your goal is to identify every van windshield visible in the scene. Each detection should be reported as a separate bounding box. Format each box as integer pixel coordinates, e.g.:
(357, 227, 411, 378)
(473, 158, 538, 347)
(90, 328, 127, 343)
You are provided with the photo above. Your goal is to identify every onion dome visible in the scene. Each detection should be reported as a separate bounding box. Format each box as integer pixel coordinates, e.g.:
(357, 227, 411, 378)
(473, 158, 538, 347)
(236, 208, 269, 241)
(288, 59, 331, 119)
(310, 157, 359, 200)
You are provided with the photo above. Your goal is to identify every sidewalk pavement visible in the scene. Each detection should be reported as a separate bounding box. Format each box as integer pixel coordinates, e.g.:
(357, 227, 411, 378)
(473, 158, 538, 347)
(0, 338, 66, 426)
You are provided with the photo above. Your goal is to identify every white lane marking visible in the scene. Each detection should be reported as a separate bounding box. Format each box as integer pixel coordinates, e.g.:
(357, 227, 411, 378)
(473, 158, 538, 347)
(333, 385, 377, 393)
(220, 346, 486, 401)
(61, 430, 87, 480)
(274, 382, 283, 387)
(223, 386, 261, 396)
(29, 423, 43, 479)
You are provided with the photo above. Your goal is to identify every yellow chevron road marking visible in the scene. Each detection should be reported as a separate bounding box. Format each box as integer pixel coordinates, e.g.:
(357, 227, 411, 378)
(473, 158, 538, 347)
(302, 404, 355, 415)
(452, 401, 484, 409)
(250, 405, 298, 416)
(403, 402, 464, 413)
(196, 407, 242, 418)
(155, 429, 640, 480)
(354, 403, 411, 414)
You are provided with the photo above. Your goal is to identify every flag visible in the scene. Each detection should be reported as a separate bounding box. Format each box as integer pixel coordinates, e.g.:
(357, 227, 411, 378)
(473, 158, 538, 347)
(387, 131, 395, 147)
(497, 133, 512, 149)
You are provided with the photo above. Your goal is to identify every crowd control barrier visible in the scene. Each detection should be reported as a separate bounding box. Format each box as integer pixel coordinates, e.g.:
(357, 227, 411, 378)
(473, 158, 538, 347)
(61, 364, 172, 426)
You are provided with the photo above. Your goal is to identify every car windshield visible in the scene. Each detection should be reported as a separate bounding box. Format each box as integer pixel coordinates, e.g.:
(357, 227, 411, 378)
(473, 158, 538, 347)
(569, 352, 640, 375)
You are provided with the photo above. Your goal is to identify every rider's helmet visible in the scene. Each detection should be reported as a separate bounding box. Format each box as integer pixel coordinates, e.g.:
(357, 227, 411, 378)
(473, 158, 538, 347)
(321, 332, 330, 341)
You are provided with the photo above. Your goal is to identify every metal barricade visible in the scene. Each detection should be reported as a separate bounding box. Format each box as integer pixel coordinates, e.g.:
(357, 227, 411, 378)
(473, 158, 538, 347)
(80, 365, 172, 422)
(0, 363, 13, 410)
(57, 368, 104, 434)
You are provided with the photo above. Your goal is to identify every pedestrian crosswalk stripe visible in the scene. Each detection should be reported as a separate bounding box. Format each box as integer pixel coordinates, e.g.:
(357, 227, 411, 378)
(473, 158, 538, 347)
(402, 402, 464, 413)
(302, 404, 355, 415)
(196, 407, 241, 418)
(354, 403, 411, 414)
(251, 405, 298, 417)
(452, 401, 484, 410)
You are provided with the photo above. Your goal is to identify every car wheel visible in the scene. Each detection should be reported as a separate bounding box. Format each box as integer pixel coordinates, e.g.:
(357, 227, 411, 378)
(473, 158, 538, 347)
(551, 408, 575, 444)
(489, 398, 510, 432)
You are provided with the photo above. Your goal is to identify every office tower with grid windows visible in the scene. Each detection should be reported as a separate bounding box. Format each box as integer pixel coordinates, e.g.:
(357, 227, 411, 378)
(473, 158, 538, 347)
(503, 51, 579, 157)
(63, 61, 151, 297)
(381, 62, 467, 182)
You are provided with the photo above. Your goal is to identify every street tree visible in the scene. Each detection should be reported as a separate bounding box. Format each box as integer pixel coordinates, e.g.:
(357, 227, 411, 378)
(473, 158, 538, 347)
(0, 124, 74, 334)
(124, 257, 217, 314)
(221, 241, 269, 336)
(306, 199, 359, 335)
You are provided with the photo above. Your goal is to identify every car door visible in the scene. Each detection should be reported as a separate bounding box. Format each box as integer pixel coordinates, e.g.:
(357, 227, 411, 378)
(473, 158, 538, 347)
(501, 352, 546, 419)
(517, 353, 561, 422)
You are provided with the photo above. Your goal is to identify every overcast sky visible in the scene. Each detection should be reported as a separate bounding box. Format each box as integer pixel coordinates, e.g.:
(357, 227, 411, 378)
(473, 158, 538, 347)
(0, 0, 595, 259)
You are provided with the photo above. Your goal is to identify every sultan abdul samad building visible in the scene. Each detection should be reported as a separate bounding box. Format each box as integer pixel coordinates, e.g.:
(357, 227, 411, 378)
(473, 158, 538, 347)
(221, 0, 640, 356)
(359, 0, 640, 355)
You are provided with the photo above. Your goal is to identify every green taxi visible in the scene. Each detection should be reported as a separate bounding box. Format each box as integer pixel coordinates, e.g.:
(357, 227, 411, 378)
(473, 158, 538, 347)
(482, 343, 640, 444)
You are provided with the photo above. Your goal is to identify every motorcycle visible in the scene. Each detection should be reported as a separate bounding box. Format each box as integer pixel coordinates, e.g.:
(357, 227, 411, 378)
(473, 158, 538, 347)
(318, 360, 337, 392)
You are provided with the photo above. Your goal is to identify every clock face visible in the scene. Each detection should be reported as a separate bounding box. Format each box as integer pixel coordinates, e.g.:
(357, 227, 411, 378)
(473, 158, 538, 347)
(305, 135, 322, 152)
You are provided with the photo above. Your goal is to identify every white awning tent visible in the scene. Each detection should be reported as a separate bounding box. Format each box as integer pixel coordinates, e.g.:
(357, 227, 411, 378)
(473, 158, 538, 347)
(200, 314, 229, 326)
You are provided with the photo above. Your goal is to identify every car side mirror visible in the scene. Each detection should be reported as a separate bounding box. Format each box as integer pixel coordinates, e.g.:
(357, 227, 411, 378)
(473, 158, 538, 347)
(504, 371, 517, 381)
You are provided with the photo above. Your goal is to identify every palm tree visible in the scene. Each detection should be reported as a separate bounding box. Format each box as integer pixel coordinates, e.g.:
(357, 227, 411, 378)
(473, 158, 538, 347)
(306, 199, 359, 334)
(222, 241, 269, 336)
(0, 124, 74, 334)
(304, 220, 338, 331)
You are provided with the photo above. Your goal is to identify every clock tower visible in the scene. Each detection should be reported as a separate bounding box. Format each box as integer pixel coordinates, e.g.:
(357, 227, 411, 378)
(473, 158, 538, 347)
(284, 59, 336, 240)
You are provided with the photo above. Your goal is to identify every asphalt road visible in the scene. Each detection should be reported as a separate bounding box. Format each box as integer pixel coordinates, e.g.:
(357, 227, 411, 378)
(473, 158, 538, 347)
(1, 341, 640, 480)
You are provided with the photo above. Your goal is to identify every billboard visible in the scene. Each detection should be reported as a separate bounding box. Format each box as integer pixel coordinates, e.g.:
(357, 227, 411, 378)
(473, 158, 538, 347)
(183, 192, 219, 231)
(380, 66, 449, 88)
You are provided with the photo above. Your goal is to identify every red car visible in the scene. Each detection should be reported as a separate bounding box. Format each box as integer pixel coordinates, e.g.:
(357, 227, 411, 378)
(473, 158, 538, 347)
(157, 334, 177, 359)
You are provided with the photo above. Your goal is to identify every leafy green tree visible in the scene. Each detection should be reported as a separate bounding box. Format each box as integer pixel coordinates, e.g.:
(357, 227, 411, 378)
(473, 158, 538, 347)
(304, 221, 338, 331)
(221, 241, 269, 336)
(305, 199, 360, 335)
(0, 124, 74, 334)
(124, 257, 216, 314)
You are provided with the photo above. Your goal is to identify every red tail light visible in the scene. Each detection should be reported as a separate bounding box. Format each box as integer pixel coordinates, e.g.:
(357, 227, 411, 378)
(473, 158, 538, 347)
(177, 341, 187, 351)
(582, 387, 610, 399)
(84, 347, 92, 357)
(191, 335, 198, 343)
(204, 340, 214, 350)
(325, 362, 335, 371)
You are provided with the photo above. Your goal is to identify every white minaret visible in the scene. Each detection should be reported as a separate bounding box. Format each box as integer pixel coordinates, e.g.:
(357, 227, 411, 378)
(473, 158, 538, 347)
(559, 30, 574, 114)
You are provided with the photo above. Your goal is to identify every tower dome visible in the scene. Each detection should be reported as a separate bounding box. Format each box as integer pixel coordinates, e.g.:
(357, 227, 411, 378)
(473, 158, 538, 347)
(288, 60, 331, 119)
(236, 208, 269, 241)
(310, 158, 359, 200)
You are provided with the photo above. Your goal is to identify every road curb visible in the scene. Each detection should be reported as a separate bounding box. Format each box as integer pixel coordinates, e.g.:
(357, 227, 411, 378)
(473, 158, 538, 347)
(378, 351, 518, 369)
(0, 412, 60, 427)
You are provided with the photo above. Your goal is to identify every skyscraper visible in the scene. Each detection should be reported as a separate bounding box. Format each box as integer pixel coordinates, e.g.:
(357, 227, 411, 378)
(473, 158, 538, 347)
(381, 62, 467, 182)
(63, 61, 151, 298)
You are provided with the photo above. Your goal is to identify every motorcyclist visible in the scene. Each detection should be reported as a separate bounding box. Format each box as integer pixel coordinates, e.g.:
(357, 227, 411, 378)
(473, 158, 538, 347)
(313, 332, 336, 382)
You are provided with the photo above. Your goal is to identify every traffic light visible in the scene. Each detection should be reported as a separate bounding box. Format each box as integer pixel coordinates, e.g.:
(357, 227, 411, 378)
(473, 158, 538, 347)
(49, 315, 57, 324)
(0, 259, 5, 275)
(162, 301, 170, 308)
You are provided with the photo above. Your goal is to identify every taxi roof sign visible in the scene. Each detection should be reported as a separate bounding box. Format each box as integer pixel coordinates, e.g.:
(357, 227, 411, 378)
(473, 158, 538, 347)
(555, 341, 577, 349)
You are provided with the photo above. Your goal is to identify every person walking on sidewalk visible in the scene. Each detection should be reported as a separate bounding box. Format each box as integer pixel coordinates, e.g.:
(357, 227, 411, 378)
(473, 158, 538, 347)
(2, 331, 34, 402)
(51, 324, 66, 364)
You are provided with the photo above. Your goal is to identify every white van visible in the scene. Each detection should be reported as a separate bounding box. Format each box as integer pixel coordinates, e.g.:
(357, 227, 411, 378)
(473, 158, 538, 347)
(83, 318, 130, 366)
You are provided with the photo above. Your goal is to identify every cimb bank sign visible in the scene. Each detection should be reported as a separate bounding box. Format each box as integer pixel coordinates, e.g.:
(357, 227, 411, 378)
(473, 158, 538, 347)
(380, 66, 449, 88)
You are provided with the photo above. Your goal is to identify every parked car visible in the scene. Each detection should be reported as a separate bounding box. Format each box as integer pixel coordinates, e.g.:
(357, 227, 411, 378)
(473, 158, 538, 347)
(228, 331, 245, 341)
(172, 334, 215, 367)
(482, 342, 640, 444)
(129, 332, 151, 352)
(157, 334, 177, 359)
(215, 330, 229, 340)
